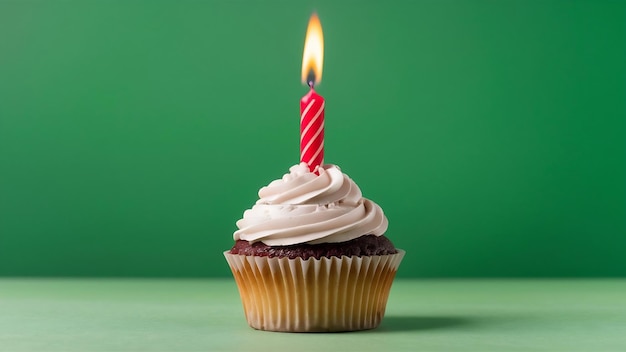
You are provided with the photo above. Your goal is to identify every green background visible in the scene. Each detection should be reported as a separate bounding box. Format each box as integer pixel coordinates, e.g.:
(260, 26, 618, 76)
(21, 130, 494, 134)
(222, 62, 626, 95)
(1, 0, 624, 278)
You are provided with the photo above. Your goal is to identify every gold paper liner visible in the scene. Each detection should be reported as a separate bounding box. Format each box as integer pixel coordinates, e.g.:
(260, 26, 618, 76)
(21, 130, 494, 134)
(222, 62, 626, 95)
(223, 249, 405, 332)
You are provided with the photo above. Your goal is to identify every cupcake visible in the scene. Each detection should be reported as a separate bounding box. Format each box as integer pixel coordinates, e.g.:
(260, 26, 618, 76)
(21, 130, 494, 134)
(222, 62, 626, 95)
(224, 163, 404, 332)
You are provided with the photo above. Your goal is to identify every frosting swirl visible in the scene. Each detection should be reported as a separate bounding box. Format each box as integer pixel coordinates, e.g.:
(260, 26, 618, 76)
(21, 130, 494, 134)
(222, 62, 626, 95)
(234, 163, 388, 246)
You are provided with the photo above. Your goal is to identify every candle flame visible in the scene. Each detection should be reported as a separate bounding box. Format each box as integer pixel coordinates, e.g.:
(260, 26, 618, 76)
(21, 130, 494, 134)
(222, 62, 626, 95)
(301, 13, 324, 86)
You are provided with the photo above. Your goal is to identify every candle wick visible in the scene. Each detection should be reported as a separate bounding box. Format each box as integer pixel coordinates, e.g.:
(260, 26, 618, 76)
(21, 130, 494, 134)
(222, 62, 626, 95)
(308, 81, 314, 89)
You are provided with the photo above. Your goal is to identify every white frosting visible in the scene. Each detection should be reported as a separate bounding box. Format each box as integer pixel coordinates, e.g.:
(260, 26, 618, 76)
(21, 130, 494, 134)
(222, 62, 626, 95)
(234, 163, 388, 246)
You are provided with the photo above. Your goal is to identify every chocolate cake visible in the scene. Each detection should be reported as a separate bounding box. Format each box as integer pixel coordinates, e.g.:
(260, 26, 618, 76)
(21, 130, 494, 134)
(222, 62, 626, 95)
(230, 234, 397, 260)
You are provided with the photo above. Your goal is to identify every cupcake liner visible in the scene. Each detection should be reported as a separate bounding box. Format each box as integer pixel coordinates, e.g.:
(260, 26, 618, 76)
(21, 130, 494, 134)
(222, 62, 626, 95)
(223, 249, 405, 332)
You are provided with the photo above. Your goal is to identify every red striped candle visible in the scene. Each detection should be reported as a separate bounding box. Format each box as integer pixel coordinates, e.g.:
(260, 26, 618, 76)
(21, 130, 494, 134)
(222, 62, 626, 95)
(300, 87, 325, 171)
(300, 13, 325, 172)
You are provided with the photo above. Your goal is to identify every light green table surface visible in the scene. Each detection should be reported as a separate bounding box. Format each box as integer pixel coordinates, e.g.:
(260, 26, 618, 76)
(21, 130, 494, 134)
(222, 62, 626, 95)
(1, 279, 625, 352)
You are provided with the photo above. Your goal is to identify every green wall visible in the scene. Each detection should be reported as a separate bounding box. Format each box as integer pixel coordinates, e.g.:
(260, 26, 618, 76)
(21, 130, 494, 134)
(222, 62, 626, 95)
(1, 0, 625, 277)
